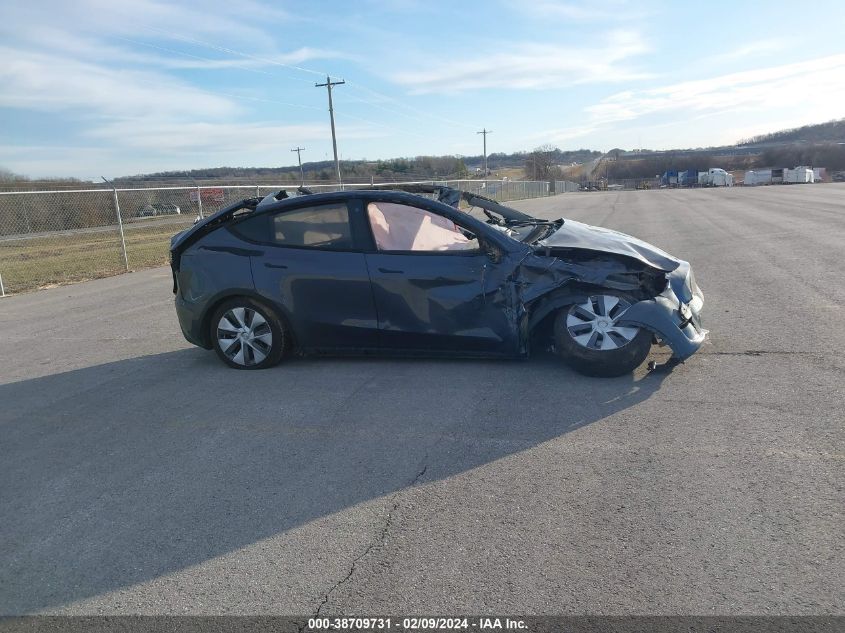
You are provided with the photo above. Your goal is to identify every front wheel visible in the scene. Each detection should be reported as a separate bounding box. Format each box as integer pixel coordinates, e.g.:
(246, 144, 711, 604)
(554, 293, 652, 377)
(210, 298, 286, 370)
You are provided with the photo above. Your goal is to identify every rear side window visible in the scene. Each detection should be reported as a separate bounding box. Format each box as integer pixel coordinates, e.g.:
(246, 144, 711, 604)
(274, 203, 351, 249)
(232, 203, 353, 250)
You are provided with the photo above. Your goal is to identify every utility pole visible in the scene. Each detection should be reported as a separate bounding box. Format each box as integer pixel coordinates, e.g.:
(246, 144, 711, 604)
(315, 75, 345, 188)
(477, 128, 492, 176)
(291, 146, 305, 185)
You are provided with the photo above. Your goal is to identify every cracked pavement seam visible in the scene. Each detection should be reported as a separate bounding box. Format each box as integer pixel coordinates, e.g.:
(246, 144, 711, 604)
(312, 461, 430, 617)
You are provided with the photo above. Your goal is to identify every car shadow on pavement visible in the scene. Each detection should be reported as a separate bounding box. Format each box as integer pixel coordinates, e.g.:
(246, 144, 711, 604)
(1, 347, 669, 613)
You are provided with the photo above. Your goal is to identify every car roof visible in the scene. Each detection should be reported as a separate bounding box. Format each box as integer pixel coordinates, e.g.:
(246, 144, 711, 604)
(255, 188, 445, 214)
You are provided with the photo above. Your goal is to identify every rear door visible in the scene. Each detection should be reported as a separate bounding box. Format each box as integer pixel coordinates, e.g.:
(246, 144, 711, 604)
(231, 200, 379, 351)
(362, 198, 519, 355)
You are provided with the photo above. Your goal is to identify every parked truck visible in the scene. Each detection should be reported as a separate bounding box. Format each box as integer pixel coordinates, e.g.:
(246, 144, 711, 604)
(660, 170, 678, 187)
(699, 168, 734, 187)
(678, 169, 698, 186)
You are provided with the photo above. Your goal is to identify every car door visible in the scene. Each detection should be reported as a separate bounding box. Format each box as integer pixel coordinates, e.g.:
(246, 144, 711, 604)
(363, 198, 520, 355)
(232, 199, 379, 351)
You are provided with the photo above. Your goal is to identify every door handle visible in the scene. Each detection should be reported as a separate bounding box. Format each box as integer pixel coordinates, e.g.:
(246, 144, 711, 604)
(378, 267, 404, 274)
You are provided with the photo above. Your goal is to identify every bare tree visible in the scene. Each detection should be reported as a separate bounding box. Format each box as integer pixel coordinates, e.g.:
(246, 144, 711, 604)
(525, 144, 559, 180)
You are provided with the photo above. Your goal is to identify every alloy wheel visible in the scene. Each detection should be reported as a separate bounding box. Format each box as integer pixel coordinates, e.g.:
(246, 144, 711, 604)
(565, 295, 641, 351)
(216, 307, 273, 366)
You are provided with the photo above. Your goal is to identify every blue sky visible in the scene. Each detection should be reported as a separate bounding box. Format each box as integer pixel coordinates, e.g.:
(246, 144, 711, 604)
(2, 0, 844, 179)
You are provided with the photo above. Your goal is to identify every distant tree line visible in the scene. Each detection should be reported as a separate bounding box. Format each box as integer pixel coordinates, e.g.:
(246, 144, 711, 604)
(603, 143, 845, 180)
(760, 143, 845, 171)
(105, 148, 601, 185)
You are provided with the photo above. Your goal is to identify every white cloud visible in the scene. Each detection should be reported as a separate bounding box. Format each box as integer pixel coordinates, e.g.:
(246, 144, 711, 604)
(585, 54, 845, 126)
(0, 0, 367, 177)
(1, 0, 291, 51)
(17, 27, 346, 75)
(504, 0, 642, 22)
(390, 30, 651, 93)
(86, 120, 383, 153)
(536, 53, 845, 148)
(709, 39, 789, 63)
(0, 47, 237, 119)
(526, 124, 599, 145)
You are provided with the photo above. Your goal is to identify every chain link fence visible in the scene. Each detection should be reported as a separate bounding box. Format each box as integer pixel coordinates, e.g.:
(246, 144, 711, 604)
(0, 179, 577, 295)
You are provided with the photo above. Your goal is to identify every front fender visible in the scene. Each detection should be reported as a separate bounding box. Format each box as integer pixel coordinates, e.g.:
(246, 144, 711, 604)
(618, 262, 707, 360)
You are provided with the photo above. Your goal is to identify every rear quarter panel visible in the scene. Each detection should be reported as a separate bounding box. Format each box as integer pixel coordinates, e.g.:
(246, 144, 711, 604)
(175, 230, 258, 346)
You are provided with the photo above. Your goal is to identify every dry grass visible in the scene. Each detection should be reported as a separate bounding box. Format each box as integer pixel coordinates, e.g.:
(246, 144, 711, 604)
(0, 221, 192, 294)
(495, 167, 527, 180)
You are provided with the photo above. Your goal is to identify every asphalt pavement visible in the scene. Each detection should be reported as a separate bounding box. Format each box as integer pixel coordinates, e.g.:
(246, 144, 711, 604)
(1, 184, 842, 615)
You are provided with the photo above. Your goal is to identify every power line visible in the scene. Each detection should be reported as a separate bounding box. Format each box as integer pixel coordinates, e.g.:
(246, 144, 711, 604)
(115, 36, 275, 78)
(477, 128, 492, 176)
(129, 25, 478, 141)
(123, 20, 482, 164)
(333, 110, 429, 140)
(135, 22, 475, 132)
(290, 146, 305, 185)
(343, 81, 475, 131)
(316, 75, 345, 187)
(129, 76, 322, 111)
(136, 24, 323, 80)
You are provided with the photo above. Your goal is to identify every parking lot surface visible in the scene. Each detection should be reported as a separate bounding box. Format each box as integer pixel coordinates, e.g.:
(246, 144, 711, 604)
(1, 185, 843, 615)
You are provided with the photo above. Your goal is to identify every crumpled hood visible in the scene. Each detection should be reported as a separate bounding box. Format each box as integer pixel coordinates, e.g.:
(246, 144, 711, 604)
(537, 219, 681, 272)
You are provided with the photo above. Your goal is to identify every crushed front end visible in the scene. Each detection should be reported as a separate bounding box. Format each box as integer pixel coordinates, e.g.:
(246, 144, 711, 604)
(616, 260, 707, 361)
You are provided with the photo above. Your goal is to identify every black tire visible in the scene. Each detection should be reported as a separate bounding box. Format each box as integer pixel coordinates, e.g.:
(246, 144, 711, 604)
(210, 297, 286, 370)
(554, 293, 652, 377)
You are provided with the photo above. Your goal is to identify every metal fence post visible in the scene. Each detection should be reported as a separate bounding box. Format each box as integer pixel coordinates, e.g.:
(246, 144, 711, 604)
(0, 272, 6, 297)
(196, 185, 204, 219)
(103, 178, 130, 272)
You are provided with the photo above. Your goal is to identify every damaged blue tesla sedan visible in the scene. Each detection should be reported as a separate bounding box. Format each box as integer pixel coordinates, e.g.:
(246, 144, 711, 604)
(170, 185, 706, 377)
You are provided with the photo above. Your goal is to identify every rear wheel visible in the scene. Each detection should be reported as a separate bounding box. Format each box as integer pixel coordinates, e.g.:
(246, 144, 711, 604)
(554, 293, 652, 377)
(210, 298, 285, 370)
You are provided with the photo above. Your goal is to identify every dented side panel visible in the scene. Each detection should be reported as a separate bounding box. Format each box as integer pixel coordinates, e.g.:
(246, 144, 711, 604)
(365, 250, 521, 355)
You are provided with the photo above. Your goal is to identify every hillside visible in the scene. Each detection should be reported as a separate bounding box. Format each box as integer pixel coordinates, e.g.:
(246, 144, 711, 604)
(738, 118, 845, 145)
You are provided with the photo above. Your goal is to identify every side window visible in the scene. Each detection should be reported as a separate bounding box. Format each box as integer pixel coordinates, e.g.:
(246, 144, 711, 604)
(367, 202, 479, 252)
(231, 211, 270, 242)
(232, 203, 353, 249)
(274, 203, 352, 249)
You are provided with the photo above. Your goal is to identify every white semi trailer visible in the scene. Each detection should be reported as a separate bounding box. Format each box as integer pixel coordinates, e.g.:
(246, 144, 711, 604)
(744, 169, 773, 185)
(784, 167, 814, 183)
(699, 168, 734, 187)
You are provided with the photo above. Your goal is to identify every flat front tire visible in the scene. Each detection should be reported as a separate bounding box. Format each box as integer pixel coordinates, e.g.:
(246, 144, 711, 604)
(554, 293, 652, 377)
(210, 298, 286, 370)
